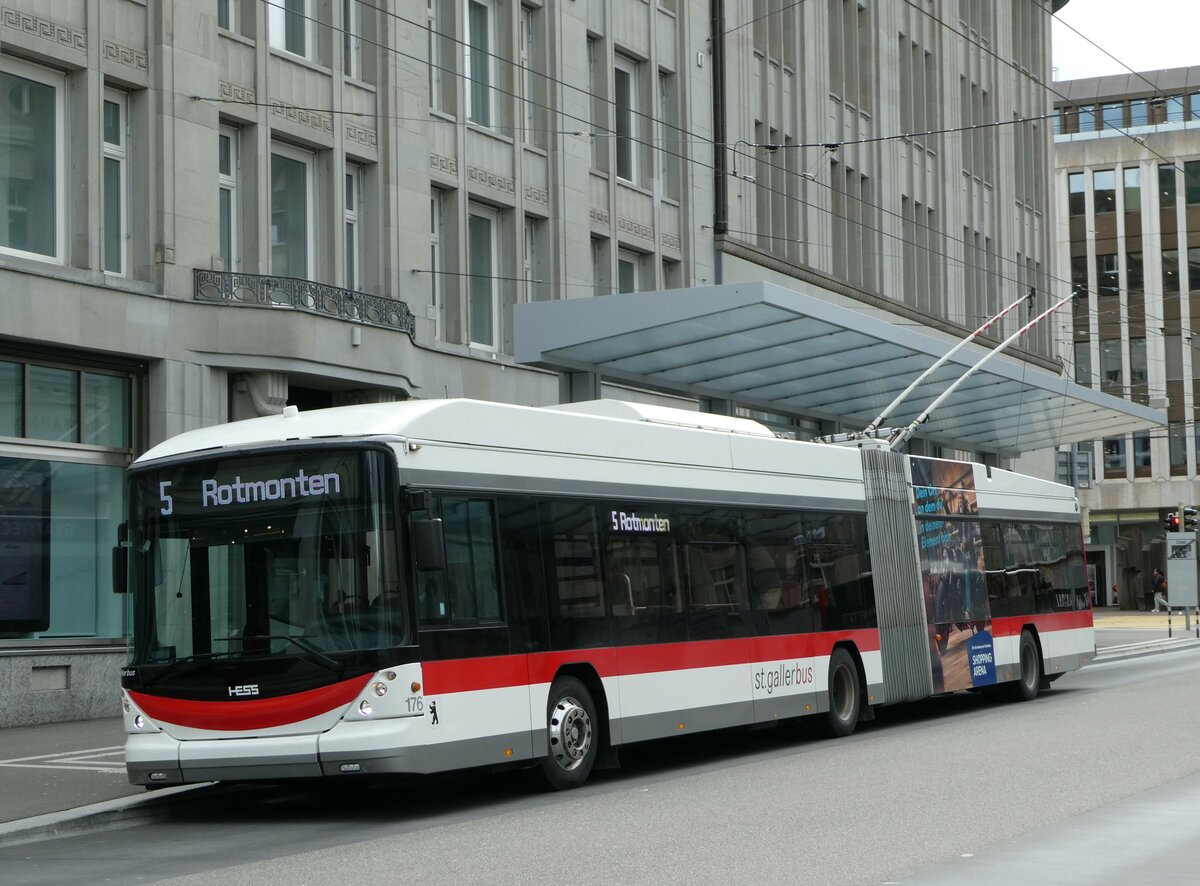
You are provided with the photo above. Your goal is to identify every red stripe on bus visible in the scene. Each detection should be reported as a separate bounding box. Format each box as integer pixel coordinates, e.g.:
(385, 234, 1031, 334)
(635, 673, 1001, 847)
(992, 610, 1093, 637)
(129, 675, 371, 732)
(422, 629, 882, 695)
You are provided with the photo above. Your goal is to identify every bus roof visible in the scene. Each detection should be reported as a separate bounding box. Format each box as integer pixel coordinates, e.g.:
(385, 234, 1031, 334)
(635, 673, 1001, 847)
(134, 399, 776, 465)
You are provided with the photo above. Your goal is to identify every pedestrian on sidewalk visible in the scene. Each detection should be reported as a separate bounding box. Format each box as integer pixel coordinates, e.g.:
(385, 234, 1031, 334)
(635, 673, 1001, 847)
(1153, 576, 1170, 613)
(1148, 568, 1164, 611)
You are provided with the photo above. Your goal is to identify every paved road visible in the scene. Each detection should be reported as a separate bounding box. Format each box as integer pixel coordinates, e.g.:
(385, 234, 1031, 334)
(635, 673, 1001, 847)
(2, 648, 1198, 885)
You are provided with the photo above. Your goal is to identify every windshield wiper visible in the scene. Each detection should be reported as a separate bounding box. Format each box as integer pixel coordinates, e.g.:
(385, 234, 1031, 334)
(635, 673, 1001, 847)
(139, 651, 234, 688)
(249, 635, 344, 673)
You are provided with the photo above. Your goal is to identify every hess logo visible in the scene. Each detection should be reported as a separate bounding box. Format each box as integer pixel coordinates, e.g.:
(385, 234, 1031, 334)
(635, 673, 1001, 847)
(228, 684, 260, 697)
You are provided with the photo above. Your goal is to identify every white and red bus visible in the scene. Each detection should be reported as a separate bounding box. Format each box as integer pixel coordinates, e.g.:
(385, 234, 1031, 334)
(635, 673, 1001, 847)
(118, 399, 1093, 789)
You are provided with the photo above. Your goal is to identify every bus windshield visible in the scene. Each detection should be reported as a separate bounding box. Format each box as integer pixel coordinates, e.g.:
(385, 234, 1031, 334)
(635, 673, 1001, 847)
(128, 448, 405, 667)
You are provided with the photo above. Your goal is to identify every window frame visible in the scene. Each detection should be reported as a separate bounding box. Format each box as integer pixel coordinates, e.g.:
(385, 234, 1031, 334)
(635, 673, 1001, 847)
(101, 88, 129, 276)
(268, 0, 314, 60)
(467, 203, 500, 350)
(269, 141, 315, 280)
(344, 164, 361, 290)
(217, 125, 239, 272)
(0, 56, 66, 264)
(218, 0, 239, 31)
(343, 0, 362, 79)
(464, 0, 495, 128)
(614, 53, 639, 184)
(430, 189, 445, 339)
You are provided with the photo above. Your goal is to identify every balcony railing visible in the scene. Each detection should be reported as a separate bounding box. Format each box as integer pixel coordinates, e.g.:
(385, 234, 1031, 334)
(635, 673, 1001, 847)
(193, 269, 416, 340)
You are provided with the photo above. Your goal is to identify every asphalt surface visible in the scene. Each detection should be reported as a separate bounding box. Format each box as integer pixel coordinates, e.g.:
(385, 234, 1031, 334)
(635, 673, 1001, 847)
(0, 607, 1196, 861)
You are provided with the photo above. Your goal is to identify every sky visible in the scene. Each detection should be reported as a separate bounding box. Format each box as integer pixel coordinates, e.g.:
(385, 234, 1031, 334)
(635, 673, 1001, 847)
(1052, 0, 1200, 82)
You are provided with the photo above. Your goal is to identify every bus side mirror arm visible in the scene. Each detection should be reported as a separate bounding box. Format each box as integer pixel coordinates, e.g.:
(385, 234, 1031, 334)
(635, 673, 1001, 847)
(413, 518, 445, 572)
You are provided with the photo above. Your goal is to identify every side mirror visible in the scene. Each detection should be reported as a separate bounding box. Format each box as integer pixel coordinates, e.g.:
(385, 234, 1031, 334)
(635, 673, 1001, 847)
(112, 545, 128, 594)
(412, 518, 445, 572)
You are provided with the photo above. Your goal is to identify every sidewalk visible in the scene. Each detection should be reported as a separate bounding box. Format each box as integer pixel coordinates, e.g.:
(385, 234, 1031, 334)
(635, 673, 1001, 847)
(1091, 605, 1200, 660)
(1, 610, 1197, 846)
(0, 716, 200, 846)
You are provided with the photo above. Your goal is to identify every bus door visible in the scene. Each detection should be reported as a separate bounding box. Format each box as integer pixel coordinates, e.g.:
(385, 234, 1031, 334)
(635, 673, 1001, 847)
(410, 494, 535, 768)
(744, 510, 816, 724)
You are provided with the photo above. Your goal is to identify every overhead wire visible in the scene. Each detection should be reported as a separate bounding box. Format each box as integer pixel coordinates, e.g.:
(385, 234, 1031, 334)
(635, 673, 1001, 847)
(242, 0, 1190, 353)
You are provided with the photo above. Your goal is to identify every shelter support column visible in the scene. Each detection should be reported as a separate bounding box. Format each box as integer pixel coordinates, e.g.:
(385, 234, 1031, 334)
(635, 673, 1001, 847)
(559, 371, 602, 403)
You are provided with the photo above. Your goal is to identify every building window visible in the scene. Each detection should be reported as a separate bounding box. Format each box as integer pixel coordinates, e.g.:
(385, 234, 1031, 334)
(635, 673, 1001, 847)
(343, 0, 362, 78)
(1096, 253, 1119, 297)
(1185, 160, 1200, 206)
(588, 36, 608, 172)
(467, 204, 499, 348)
(1170, 423, 1188, 475)
(270, 144, 313, 278)
(1129, 337, 1147, 384)
(662, 257, 682, 289)
(592, 236, 610, 296)
(1073, 341, 1092, 385)
(102, 90, 128, 276)
(659, 69, 682, 200)
(1099, 339, 1123, 385)
(617, 249, 641, 293)
(1093, 169, 1116, 213)
(465, 0, 494, 127)
(269, 0, 311, 59)
(217, 126, 238, 271)
(1163, 248, 1180, 293)
(1103, 436, 1126, 476)
(519, 5, 545, 146)
(1067, 172, 1086, 216)
(523, 216, 547, 303)
(1100, 102, 1123, 132)
(1133, 432, 1151, 474)
(614, 54, 639, 184)
(0, 58, 63, 262)
(218, 0, 238, 31)
(430, 189, 445, 338)
(344, 165, 361, 290)
(0, 360, 130, 448)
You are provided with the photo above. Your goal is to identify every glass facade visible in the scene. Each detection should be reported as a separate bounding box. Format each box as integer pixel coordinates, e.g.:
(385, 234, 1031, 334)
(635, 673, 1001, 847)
(0, 358, 132, 642)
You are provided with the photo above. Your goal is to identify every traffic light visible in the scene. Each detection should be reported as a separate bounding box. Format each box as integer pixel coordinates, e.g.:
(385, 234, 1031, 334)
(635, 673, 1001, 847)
(1165, 512, 1179, 531)
(1185, 506, 1199, 531)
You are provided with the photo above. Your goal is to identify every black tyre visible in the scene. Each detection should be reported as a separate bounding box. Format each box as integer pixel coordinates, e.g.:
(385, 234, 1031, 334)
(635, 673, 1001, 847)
(1011, 629, 1042, 702)
(826, 648, 862, 738)
(537, 676, 598, 790)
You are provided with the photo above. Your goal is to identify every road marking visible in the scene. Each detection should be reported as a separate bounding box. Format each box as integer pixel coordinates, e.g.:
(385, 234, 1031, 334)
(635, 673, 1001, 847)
(0, 746, 125, 774)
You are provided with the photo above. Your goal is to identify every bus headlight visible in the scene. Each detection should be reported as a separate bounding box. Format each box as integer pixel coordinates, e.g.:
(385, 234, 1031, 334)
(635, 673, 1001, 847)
(134, 714, 145, 729)
(372, 682, 387, 697)
(359, 700, 373, 717)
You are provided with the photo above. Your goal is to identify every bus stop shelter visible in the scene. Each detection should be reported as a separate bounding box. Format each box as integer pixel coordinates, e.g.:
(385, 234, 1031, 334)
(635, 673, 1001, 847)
(514, 281, 1164, 455)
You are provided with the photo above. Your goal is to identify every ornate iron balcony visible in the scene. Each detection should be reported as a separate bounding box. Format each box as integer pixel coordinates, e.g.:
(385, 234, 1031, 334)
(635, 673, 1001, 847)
(193, 269, 415, 340)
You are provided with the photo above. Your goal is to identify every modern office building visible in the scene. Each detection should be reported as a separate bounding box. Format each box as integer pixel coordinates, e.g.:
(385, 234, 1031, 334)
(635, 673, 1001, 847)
(1, 0, 1148, 724)
(1053, 65, 1200, 607)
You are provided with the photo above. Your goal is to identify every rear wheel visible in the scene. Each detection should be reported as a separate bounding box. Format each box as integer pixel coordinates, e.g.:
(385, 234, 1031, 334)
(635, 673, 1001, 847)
(826, 648, 862, 737)
(537, 677, 598, 790)
(1012, 630, 1042, 702)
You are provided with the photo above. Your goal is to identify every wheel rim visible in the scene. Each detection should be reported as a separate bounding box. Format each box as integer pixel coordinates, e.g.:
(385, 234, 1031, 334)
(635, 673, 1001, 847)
(832, 664, 855, 722)
(548, 695, 592, 772)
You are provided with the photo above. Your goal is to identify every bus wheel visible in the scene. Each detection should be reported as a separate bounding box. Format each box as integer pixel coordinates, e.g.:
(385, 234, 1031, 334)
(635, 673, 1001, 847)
(1012, 630, 1042, 702)
(826, 648, 861, 738)
(538, 677, 597, 790)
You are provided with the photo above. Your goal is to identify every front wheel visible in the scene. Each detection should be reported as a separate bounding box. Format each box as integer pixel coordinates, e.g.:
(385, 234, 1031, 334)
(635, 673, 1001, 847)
(826, 648, 862, 738)
(1011, 629, 1042, 702)
(537, 676, 598, 790)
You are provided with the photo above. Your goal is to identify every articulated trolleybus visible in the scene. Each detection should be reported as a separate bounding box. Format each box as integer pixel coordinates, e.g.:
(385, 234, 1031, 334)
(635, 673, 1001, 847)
(118, 399, 1092, 789)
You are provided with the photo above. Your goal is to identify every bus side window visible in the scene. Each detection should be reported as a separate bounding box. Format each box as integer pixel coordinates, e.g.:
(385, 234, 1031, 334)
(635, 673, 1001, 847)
(414, 497, 502, 625)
